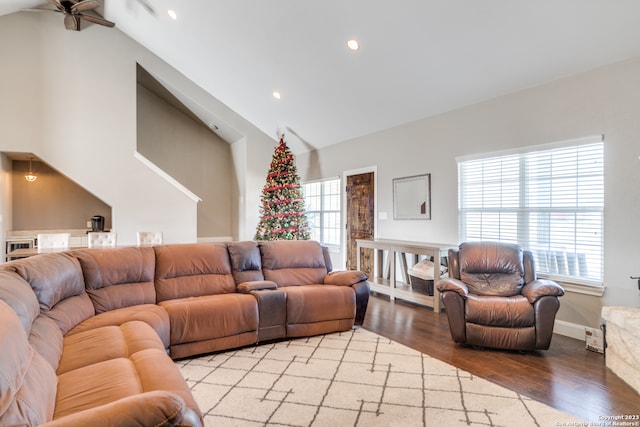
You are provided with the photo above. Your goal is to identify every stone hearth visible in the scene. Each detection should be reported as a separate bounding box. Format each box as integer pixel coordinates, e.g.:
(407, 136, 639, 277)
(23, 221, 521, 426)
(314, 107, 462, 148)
(601, 306, 640, 394)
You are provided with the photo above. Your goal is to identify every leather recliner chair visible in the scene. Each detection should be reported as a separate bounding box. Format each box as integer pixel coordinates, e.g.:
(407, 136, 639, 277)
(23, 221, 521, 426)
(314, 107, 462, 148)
(436, 241, 565, 351)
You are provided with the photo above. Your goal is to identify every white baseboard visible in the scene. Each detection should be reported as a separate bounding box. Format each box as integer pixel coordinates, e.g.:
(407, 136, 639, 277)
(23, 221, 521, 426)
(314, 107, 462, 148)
(554, 320, 590, 341)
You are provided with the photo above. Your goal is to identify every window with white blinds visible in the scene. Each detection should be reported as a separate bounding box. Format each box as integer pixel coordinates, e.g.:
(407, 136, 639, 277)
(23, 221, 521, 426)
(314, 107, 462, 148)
(302, 178, 341, 248)
(457, 136, 604, 285)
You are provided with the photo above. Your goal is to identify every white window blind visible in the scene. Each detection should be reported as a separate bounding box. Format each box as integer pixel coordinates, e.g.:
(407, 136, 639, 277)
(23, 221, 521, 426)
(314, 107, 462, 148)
(302, 178, 341, 247)
(457, 136, 604, 284)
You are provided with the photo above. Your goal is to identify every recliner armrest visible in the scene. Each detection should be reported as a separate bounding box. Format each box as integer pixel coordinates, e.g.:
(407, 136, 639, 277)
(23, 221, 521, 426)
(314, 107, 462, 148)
(237, 280, 278, 293)
(521, 279, 565, 304)
(40, 391, 203, 427)
(324, 270, 368, 286)
(436, 278, 469, 298)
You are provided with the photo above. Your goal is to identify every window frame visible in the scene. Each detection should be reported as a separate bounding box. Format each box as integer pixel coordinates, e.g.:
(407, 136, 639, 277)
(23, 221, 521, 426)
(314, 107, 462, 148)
(302, 177, 342, 250)
(456, 135, 604, 290)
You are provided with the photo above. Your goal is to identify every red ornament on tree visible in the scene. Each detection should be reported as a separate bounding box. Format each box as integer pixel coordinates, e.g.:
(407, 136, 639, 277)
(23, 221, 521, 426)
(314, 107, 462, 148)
(255, 136, 311, 241)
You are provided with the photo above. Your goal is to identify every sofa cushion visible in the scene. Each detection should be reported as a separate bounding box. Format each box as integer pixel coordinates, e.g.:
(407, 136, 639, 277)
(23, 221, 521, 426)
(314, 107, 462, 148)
(0, 350, 57, 427)
(458, 242, 525, 296)
(227, 241, 265, 284)
(57, 321, 165, 375)
(29, 316, 64, 371)
(154, 244, 236, 302)
(322, 245, 333, 273)
(466, 323, 536, 351)
(284, 285, 355, 324)
(0, 270, 39, 333)
(54, 349, 199, 421)
(54, 357, 142, 419)
(284, 285, 356, 337)
(0, 300, 33, 416)
(465, 294, 534, 327)
(7, 252, 86, 311)
(129, 348, 201, 415)
(0, 300, 57, 426)
(66, 304, 171, 349)
(169, 332, 259, 361)
(0, 270, 66, 371)
(259, 240, 328, 287)
(159, 293, 258, 346)
(74, 247, 156, 313)
(6, 253, 95, 334)
(44, 293, 96, 336)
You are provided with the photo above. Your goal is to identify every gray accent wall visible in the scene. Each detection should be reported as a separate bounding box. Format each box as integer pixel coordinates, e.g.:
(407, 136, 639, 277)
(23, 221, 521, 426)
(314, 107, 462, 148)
(11, 160, 112, 231)
(137, 83, 235, 239)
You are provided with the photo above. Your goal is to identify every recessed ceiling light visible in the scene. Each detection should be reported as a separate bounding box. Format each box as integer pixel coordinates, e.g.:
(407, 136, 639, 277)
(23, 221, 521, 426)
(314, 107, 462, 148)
(167, 9, 177, 20)
(346, 39, 359, 51)
(272, 91, 281, 100)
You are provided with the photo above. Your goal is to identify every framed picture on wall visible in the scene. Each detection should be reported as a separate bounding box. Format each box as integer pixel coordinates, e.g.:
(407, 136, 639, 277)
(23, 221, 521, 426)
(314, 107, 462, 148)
(393, 173, 431, 220)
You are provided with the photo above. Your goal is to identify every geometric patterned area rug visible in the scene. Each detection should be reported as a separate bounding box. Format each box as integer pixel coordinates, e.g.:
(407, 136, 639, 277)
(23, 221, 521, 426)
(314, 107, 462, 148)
(177, 328, 584, 426)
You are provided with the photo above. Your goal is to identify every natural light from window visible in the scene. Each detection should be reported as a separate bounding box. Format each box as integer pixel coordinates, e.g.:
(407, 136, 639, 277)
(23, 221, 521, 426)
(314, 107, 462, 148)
(457, 135, 604, 285)
(302, 178, 341, 248)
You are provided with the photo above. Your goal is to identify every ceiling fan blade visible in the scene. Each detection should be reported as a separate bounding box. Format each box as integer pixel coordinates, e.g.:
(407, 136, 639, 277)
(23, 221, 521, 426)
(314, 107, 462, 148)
(71, 0, 101, 13)
(79, 13, 115, 28)
(21, 8, 62, 13)
(47, 0, 65, 12)
(136, 0, 156, 15)
(64, 13, 79, 31)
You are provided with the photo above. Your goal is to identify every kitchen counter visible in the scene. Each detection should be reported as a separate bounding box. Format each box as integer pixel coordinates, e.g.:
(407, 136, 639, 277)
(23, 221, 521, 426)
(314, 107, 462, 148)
(5, 230, 90, 261)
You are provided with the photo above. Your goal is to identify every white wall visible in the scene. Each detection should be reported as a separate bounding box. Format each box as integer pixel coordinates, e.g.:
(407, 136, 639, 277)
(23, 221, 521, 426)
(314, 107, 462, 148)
(131, 32, 277, 242)
(0, 12, 278, 245)
(0, 13, 42, 155)
(297, 57, 640, 330)
(0, 12, 197, 245)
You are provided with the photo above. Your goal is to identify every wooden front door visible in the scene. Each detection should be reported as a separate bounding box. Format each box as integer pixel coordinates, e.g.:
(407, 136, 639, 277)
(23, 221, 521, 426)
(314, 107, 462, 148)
(346, 172, 374, 276)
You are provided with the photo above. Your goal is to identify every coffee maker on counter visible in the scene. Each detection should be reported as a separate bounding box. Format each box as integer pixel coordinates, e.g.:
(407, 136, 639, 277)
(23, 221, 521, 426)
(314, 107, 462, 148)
(91, 215, 105, 232)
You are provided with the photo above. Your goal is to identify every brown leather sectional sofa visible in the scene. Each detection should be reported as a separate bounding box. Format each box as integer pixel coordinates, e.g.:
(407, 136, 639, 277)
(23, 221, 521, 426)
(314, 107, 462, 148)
(0, 240, 370, 427)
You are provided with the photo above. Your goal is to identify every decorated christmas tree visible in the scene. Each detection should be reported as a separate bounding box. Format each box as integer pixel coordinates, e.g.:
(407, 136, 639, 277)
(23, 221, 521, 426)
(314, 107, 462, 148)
(255, 136, 311, 241)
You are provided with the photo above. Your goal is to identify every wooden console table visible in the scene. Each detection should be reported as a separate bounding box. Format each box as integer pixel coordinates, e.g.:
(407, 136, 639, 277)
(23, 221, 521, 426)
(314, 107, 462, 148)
(356, 239, 456, 312)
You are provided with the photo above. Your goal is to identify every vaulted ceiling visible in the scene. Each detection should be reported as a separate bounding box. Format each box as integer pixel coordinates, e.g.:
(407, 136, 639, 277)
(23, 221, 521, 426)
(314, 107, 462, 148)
(4, 1, 640, 153)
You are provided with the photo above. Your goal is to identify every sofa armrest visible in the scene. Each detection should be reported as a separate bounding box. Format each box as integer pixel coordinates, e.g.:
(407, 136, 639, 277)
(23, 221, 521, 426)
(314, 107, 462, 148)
(251, 288, 287, 342)
(237, 280, 278, 293)
(521, 279, 565, 304)
(40, 391, 203, 427)
(324, 270, 368, 286)
(435, 278, 469, 298)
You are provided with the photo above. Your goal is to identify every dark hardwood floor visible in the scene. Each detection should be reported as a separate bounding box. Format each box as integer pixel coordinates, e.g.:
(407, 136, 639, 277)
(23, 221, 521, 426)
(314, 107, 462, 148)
(362, 294, 640, 422)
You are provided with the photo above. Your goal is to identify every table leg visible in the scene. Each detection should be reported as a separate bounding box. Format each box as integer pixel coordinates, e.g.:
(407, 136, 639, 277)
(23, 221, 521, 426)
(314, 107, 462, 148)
(376, 249, 384, 281)
(399, 252, 409, 284)
(389, 250, 396, 301)
(433, 251, 441, 312)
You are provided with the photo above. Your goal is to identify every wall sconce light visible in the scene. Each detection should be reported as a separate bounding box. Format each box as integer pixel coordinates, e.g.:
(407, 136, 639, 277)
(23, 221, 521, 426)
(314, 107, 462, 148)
(25, 157, 38, 182)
